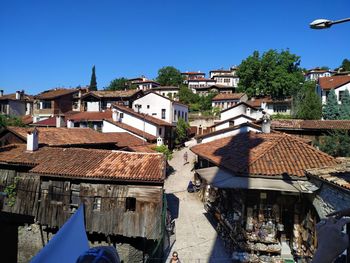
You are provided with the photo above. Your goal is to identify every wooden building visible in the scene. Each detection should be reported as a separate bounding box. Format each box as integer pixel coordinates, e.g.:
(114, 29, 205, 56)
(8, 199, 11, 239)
(0, 143, 166, 262)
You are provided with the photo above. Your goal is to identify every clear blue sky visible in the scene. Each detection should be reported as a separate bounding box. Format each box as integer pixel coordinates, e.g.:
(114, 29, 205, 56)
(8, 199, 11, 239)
(1, 0, 349, 95)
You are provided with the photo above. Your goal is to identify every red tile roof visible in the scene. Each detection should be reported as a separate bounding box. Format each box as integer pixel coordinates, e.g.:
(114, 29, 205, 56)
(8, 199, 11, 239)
(104, 119, 157, 142)
(32, 112, 78, 127)
(191, 132, 338, 177)
(307, 158, 350, 190)
(125, 144, 157, 153)
(21, 115, 33, 125)
(6, 127, 125, 146)
(83, 90, 140, 98)
(318, 76, 350, 91)
(247, 97, 292, 108)
(112, 104, 173, 126)
(35, 88, 78, 100)
(0, 144, 165, 182)
(271, 119, 350, 130)
(0, 93, 33, 101)
(68, 110, 112, 122)
(212, 93, 246, 101)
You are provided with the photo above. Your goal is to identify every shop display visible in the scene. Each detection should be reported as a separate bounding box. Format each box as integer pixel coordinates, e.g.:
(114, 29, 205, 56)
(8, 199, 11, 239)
(205, 188, 318, 263)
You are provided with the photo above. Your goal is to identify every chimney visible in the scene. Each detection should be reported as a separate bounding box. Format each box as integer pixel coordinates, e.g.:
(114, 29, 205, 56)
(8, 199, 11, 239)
(56, 115, 65, 128)
(16, 91, 21, 100)
(27, 128, 39, 151)
(112, 109, 118, 122)
(0, 90, 3, 97)
(261, 113, 271, 134)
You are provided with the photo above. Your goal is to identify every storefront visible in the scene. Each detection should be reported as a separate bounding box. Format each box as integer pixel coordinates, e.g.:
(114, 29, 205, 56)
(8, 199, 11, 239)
(196, 166, 319, 263)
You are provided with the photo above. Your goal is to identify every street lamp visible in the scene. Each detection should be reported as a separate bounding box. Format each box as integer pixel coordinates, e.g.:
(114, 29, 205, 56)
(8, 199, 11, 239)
(310, 17, 350, 29)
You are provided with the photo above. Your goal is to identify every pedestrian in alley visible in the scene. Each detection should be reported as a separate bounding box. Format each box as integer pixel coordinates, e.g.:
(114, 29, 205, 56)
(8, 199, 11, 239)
(183, 151, 188, 165)
(169, 251, 181, 263)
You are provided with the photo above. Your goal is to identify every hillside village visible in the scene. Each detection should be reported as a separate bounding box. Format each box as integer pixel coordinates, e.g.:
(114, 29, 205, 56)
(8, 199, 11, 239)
(0, 58, 350, 263)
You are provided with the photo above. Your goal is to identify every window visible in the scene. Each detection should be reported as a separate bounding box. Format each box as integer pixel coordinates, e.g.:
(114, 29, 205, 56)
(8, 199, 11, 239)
(162, 93, 166, 96)
(229, 120, 235, 127)
(42, 101, 52, 109)
(161, 109, 166, 119)
(159, 128, 162, 136)
(339, 91, 346, 103)
(181, 111, 184, 119)
(50, 185, 63, 202)
(147, 105, 150, 109)
(125, 197, 136, 212)
(185, 112, 187, 122)
(174, 110, 177, 121)
(70, 190, 80, 207)
(120, 113, 124, 118)
(93, 197, 102, 211)
(224, 78, 230, 83)
(273, 105, 287, 112)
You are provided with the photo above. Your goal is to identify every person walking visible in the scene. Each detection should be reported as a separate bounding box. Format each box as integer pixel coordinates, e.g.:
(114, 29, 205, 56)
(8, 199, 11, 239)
(169, 251, 181, 263)
(183, 151, 188, 165)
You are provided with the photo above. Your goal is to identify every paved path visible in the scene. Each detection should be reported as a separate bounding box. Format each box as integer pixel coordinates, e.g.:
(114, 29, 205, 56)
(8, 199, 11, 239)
(164, 141, 231, 263)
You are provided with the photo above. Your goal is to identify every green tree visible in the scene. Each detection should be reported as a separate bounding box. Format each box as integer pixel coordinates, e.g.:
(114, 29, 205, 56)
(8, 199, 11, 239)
(0, 115, 25, 128)
(178, 86, 199, 105)
(154, 145, 173, 160)
(339, 59, 350, 72)
(323, 89, 339, 120)
(317, 130, 350, 157)
(156, 66, 184, 86)
(199, 92, 217, 111)
(105, 77, 129, 91)
(339, 89, 350, 119)
(175, 117, 190, 145)
(293, 81, 322, 120)
(237, 49, 304, 98)
(89, 65, 97, 91)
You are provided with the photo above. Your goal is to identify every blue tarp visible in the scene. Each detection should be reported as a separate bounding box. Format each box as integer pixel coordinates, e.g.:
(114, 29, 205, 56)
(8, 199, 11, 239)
(31, 205, 89, 263)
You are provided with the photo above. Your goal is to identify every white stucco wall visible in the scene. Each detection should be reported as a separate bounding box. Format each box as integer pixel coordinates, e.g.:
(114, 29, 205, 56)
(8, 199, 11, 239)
(102, 120, 147, 141)
(172, 103, 189, 123)
(87, 101, 100, 112)
(220, 104, 263, 122)
(132, 93, 172, 123)
(215, 116, 255, 131)
(200, 126, 260, 144)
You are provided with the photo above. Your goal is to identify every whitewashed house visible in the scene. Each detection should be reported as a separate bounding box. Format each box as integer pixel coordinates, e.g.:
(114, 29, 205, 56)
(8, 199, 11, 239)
(305, 68, 334, 82)
(317, 75, 350, 104)
(132, 92, 189, 124)
(220, 102, 264, 122)
(181, 71, 206, 84)
(188, 78, 216, 91)
(0, 90, 33, 116)
(210, 67, 239, 88)
(128, 77, 160, 91)
(246, 97, 292, 115)
(102, 104, 174, 147)
(212, 93, 248, 110)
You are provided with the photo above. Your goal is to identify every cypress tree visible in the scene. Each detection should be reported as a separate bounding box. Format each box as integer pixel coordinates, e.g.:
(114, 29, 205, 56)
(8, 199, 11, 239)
(89, 65, 97, 91)
(323, 89, 339, 120)
(339, 89, 350, 119)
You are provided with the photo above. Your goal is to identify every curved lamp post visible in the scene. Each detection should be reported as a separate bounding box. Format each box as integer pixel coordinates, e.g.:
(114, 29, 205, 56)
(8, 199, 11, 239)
(310, 18, 350, 29)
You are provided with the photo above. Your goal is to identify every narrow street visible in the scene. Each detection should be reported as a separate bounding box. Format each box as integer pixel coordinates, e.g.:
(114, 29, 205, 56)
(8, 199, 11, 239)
(164, 142, 231, 263)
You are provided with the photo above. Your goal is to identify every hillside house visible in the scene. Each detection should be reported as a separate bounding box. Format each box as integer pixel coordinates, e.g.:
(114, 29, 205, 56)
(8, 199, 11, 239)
(247, 97, 292, 115)
(150, 86, 180, 101)
(181, 71, 206, 84)
(0, 137, 165, 262)
(103, 104, 174, 147)
(317, 75, 350, 104)
(80, 90, 143, 112)
(220, 102, 264, 122)
(211, 93, 248, 110)
(191, 84, 236, 96)
(188, 78, 216, 90)
(128, 77, 160, 91)
(304, 68, 333, 82)
(0, 90, 33, 116)
(210, 67, 239, 88)
(33, 88, 79, 122)
(132, 92, 188, 124)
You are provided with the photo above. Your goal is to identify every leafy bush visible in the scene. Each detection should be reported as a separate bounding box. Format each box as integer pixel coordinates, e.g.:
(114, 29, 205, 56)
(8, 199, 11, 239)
(154, 145, 173, 160)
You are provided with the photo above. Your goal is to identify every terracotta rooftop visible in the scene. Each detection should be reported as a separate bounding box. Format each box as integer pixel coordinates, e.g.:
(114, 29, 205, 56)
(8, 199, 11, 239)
(104, 119, 157, 142)
(212, 93, 246, 101)
(68, 110, 112, 122)
(112, 104, 173, 127)
(0, 93, 33, 101)
(191, 132, 338, 177)
(318, 75, 350, 91)
(32, 112, 78, 127)
(0, 144, 165, 182)
(307, 158, 350, 191)
(124, 144, 157, 153)
(21, 115, 33, 125)
(35, 88, 77, 100)
(271, 119, 350, 130)
(247, 97, 292, 108)
(5, 127, 125, 146)
(84, 90, 140, 98)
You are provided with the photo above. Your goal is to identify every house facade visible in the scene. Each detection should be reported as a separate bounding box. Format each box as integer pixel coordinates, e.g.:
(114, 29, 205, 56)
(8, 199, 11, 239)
(220, 102, 264, 122)
(132, 92, 188, 124)
(192, 84, 236, 96)
(128, 77, 160, 91)
(247, 97, 292, 115)
(80, 90, 143, 112)
(211, 93, 248, 110)
(181, 71, 206, 84)
(33, 88, 79, 122)
(317, 75, 350, 104)
(209, 67, 239, 87)
(304, 68, 333, 82)
(188, 78, 216, 91)
(0, 141, 165, 262)
(103, 104, 174, 146)
(0, 90, 33, 116)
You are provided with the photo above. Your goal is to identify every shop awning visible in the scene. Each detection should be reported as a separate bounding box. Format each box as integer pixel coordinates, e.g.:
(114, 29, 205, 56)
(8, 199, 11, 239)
(196, 166, 318, 193)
